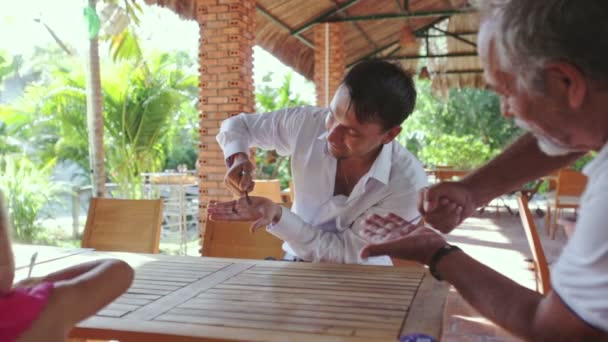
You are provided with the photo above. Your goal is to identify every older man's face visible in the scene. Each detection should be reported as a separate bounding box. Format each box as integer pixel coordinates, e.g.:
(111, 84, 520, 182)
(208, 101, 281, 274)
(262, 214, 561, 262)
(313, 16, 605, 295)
(477, 21, 584, 156)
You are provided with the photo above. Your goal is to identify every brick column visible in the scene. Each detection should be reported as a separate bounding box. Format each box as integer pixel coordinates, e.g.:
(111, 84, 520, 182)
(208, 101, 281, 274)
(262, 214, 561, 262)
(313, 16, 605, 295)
(196, 0, 255, 254)
(313, 23, 345, 107)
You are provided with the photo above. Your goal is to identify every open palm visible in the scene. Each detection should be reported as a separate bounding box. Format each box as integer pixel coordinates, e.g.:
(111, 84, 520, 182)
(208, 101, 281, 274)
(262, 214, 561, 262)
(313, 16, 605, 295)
(207, 196, 281, 232)
(360, 213, 447, 264)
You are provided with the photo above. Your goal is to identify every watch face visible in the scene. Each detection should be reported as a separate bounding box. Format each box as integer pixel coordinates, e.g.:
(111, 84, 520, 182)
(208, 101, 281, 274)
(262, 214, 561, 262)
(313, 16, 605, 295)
(400, 334, 437, 342)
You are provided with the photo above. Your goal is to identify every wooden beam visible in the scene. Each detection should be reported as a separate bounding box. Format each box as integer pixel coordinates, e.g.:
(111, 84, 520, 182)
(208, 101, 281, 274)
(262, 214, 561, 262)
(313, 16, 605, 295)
(256, 5, 314, 49)
(291, 0, 362, 36)
(382, 52, 478, 60)
(347, 17, 450, 67)
(325, 9, 475, 23)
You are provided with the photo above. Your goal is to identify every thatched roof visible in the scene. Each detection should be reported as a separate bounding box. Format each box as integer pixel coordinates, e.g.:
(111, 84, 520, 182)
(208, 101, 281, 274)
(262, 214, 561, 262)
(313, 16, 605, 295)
(144, 0, 482, 92)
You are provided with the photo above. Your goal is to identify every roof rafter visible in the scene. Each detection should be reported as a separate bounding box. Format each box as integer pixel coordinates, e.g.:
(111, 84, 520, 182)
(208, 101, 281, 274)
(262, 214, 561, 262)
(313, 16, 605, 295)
(324, 9, 475, 23)
(329, 0, 378, 50)
(290, 0, 362, 36)
(430, 26, 477, 48)
(382, 52, 478, 60)
(347, 16, 450, 67)
(256, 5, 314, 48)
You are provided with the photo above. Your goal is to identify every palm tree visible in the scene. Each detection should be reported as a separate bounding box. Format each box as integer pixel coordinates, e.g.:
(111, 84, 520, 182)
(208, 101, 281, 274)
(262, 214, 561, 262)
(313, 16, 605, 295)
(84, 0, 106, 197)
(84, 0, 144, 197)
(1, 53, 197, 198)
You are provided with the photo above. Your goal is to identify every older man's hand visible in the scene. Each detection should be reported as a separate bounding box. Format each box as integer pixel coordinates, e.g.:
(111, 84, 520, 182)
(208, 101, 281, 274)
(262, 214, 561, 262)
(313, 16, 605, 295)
(418, 182, 477, 233)
(360, 213, 447, 265)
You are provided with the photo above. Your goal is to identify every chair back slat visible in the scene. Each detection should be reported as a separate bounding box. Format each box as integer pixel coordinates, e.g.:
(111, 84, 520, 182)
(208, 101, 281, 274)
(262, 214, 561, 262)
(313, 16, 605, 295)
(556, 169, 587, 198)
(249, 179, 283, 203)
(202, 216, 284, 260)
(82, 198, 163, 253)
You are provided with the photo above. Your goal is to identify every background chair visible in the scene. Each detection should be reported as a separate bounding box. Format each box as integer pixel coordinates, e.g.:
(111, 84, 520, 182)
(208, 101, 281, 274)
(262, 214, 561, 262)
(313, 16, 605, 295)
(202, 215, 284, 260)
(248, 179, 284, 203)
(517, 193, 551, 295)
(81, 198, 163, 253)
(545, 169, 587, 239)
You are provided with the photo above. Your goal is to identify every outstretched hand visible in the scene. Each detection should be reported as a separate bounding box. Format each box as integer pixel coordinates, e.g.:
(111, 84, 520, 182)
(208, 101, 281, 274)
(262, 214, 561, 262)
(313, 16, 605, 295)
(208, 196, 282, 232)
(360, 213, 447, 265)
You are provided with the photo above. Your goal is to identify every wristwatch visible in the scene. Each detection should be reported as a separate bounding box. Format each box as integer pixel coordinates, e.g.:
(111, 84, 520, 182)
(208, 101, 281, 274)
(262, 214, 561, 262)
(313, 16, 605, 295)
(428, 244, 461, 281)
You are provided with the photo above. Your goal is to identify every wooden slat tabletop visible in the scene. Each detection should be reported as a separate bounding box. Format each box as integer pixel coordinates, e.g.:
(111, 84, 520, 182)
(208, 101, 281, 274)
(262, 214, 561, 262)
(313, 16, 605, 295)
(12, 244, 93, 270)
(15, 251, 448, 342)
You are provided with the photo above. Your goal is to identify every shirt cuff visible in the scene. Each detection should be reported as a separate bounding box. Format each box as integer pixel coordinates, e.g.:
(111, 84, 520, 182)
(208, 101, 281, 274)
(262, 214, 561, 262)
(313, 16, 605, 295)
(266, 206, 306, 242)
(222, 140, 249, 160)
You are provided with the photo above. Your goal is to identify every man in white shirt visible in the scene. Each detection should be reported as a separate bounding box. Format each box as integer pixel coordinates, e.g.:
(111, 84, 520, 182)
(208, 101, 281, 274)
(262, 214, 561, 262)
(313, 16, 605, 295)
(208, 60, 427, 265)
(361, 0, 608, 340)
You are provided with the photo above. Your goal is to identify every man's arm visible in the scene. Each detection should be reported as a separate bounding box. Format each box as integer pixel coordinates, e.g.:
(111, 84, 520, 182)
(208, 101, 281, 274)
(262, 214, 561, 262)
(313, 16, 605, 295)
(422, 133, 584, 232)
(208, 185, 423, 264)
(463, 133, 583, 207)
(436, 251, 605, 341)
(361, 223, 606, 341)
(217, 106, 320, 196)
(269, 188, 422, 263)
(216, 106, 316, 160)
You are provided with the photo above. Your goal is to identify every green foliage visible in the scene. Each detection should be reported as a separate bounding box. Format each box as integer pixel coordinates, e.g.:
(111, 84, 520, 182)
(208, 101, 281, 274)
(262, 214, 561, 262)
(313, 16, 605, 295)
(102, 0, 145, 63)
(101, 54, 197, 197)
(400, 81, 522, 169)
(418, 134, 499, 169)
(254, 72, 312, 188)
(0, 155, 62, 242)
(571, 152, 596, 171)
(0, 51, 198, 198)
(158, 51, 199, 171)
(0, 51, 12, 87)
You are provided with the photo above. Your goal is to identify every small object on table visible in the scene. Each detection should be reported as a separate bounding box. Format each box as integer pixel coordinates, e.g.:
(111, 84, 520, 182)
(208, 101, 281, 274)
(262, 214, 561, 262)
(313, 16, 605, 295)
(27, 252, 38, 278)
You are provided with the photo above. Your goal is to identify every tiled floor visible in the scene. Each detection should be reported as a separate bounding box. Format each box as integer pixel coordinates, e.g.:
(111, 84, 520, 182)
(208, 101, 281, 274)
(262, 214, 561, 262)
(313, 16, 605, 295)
(440, 205, 568, 341)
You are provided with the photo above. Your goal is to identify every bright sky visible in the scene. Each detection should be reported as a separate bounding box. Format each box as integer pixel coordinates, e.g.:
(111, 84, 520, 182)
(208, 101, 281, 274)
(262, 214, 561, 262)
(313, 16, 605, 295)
(0, 0, 316, 104)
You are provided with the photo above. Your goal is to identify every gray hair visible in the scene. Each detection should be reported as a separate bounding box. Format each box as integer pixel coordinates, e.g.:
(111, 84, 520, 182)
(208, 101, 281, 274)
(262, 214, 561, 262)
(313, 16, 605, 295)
(476, 0, 608, 93)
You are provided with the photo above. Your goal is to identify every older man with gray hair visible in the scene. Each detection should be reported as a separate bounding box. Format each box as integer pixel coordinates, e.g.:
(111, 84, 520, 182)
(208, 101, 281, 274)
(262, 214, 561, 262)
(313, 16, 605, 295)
(361, 1, 608, 340)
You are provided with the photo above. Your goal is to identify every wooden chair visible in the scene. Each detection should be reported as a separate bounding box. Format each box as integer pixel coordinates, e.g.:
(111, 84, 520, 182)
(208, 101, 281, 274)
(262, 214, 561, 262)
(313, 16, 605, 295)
(81, 198, 163, 253)
(249, 179, 283, 203)
(517, 193, 551, 295)
(202, 215, 284, 260)
(545, 169, 587, 239)
(285, 179, 295, 203)
(430, 167, 469, 183)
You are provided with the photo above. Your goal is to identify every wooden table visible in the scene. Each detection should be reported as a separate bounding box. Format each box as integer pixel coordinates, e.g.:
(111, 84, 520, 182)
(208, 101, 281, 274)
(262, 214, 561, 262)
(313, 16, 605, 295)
(16, 251, 448, 342)
(12, 244, 92, 270)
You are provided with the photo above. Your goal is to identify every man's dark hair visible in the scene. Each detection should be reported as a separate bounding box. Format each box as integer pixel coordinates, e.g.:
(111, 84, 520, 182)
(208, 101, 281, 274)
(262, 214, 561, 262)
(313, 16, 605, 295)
(342, 59, 416, 130)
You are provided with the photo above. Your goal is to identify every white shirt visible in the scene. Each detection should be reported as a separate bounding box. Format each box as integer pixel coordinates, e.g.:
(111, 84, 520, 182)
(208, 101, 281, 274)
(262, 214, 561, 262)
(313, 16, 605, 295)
(217, 106, 428, 265)
(551, 144, 608, 332)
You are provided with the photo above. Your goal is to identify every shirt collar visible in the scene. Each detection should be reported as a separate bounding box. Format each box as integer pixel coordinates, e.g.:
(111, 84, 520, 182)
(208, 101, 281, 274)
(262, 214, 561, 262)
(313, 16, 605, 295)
(366, 142, 392, 185)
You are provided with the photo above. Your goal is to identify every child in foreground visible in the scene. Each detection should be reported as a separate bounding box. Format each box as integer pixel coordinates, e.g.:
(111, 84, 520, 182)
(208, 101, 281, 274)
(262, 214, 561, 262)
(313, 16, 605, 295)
(0, 193, 134, 342)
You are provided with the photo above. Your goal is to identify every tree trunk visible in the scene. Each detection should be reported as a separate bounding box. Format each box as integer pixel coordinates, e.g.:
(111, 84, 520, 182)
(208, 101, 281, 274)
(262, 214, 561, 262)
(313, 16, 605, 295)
(85, 0, 106, 197)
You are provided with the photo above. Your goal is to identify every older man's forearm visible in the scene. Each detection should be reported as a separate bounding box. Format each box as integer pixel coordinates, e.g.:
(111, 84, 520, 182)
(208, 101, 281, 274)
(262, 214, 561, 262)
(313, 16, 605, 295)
(435, 250, 544, 340)
(463, 133, 583, 207)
